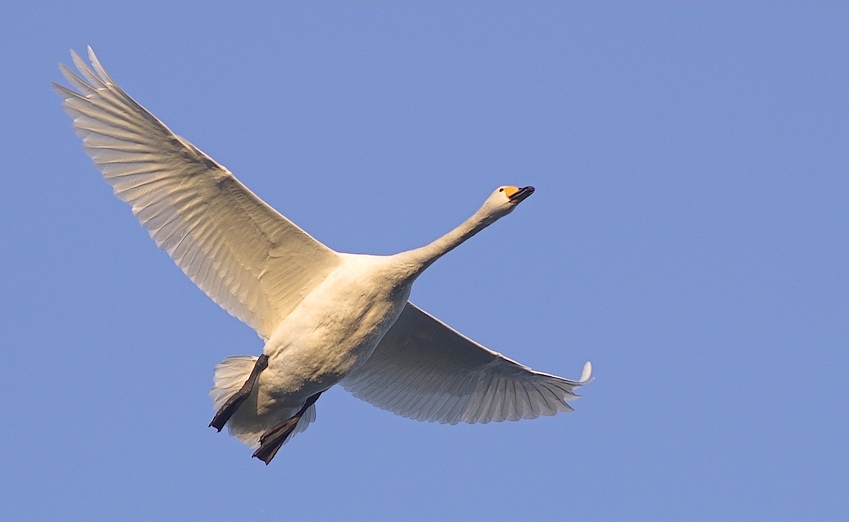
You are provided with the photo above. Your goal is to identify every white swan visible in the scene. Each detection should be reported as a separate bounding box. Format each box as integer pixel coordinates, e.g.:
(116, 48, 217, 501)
(55, 48, 592, 464)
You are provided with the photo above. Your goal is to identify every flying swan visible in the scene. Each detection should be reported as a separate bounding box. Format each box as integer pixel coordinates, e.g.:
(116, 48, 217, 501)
(54, 48, 592, 464)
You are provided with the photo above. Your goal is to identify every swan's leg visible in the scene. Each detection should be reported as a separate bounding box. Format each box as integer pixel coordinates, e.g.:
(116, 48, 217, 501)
(209, 354, 269, 432)
(252, 392, 322, 465)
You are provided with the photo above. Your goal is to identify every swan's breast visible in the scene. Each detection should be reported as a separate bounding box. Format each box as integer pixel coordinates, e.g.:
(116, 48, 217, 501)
(262, 255, 411, 395)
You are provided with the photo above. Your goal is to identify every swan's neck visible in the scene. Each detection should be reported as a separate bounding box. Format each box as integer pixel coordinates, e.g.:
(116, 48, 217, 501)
(395, 206, 495, 282)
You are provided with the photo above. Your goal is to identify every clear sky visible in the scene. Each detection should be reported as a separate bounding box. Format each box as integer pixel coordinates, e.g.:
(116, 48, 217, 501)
(1, 3, 846, 521)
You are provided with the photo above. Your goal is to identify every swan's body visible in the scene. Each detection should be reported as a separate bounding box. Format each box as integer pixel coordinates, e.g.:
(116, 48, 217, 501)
(55, 48, 592, 463)
(233, 254, 413, 445)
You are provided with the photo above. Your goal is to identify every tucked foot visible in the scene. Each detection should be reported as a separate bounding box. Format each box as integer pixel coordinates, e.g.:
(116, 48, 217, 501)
(209, 354, 268, 432)
(252, 392, 322, 465)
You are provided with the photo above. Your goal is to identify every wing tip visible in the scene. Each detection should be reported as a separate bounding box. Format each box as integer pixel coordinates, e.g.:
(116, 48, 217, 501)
(579, 360, 593, 384)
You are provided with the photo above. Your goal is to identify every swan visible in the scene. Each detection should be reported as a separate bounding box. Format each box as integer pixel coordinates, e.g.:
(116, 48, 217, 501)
(54, 47, 592, 464)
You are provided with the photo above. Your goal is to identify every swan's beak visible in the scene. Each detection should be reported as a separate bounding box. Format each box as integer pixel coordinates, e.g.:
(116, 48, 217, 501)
(508, 186, 534, 204)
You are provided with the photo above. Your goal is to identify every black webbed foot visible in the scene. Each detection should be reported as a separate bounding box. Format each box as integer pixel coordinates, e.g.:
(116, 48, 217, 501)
(209, 354, 268, 432)
(252, 392, 322, 465)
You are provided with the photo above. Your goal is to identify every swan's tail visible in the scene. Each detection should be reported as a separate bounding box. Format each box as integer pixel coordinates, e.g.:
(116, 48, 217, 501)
(210, 355, 317, 448)
(210, 355, 259, 412)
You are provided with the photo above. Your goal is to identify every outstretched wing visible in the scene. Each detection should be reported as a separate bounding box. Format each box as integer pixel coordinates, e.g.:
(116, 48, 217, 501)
(342, 302, 592, 424)
(54, 47, 341, 340)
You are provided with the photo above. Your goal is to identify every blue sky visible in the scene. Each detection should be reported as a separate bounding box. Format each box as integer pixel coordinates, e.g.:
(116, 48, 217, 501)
(1, 3, 847, 520)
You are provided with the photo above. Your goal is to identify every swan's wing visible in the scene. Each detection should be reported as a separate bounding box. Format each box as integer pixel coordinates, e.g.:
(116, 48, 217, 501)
(54, 48, 341, 340)
(342, 302, 592, 424)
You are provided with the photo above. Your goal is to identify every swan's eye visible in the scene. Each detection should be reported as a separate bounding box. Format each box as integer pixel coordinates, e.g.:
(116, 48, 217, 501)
(499, 188, 504, 192)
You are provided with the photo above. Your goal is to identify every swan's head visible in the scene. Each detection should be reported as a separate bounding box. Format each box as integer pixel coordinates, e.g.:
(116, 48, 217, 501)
(480, 185, 535, 222)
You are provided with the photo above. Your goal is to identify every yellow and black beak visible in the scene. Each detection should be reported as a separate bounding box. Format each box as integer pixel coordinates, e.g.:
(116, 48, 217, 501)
(507, 185, 535, 204)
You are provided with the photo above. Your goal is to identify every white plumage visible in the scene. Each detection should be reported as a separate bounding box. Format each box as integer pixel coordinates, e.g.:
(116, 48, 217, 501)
(55, 47, 592, 463)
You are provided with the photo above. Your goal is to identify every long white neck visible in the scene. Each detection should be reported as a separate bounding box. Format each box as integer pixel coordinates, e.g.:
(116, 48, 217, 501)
(394, 205, 497, 283)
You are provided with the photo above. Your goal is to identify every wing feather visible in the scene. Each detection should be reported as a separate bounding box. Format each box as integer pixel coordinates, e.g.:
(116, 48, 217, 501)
(342, 302, 591, 424)
(55, 48, 341, 339)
